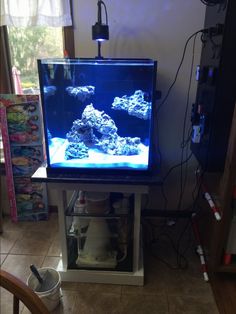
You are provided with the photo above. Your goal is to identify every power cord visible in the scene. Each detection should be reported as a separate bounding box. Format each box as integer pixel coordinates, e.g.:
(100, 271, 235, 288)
(143, 27, 215, 269)
(161, 152, 193, 210)
(157, 29, 204, 113)
(158, 28, 210, 209)
(99, 0, 108, 25)
(200, 0, 224, 5)
(177, 32, 198, 211)
(144, 217, 193, 270)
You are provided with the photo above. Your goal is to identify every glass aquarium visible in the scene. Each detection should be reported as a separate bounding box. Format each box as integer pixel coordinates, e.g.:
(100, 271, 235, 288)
(38, 58, 157, 177)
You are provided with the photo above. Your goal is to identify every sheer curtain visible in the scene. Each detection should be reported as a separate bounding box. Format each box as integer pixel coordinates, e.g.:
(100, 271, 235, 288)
(0, 0, 73, 94)
(0, 0, 72, 27)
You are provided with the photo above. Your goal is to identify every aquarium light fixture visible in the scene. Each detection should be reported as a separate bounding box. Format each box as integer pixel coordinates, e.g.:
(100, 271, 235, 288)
(92, 0, 109, 58)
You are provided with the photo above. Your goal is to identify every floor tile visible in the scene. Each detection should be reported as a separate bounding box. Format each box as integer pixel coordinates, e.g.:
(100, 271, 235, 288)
(50, 290, 79, 314)
(1, 254, 44, 283)
(3, 212, 58, 232)
(47, 234, 62, 257)
(9, 232, 53, 255)
(146, 235, 212, 298)
(72, 291, 122, 314)
(0, 288, 24, 314)
(60, 281, 122, 295)
(120, 293, 169, 314)
(28, 290, 122, 314)
(0, 254, 7, 265)
(122, 255, 169, 295)
(0, 213, 220, 314)
(61, 281, 82, 291)
(0, 229, 23, 253)
(168, 294, 219, 314)
(81, 282, 122, 294)
(165, 267, 213, 297)
(42, 256, 62, 269)
(22, 216, 59, 239)
(1, 216, 26, 231)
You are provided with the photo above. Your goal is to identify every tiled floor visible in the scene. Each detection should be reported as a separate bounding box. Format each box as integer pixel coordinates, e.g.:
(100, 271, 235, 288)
(0, 214, 219, 313)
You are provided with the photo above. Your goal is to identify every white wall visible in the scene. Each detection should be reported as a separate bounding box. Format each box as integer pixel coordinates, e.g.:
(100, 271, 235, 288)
(71, 0, 206, 210)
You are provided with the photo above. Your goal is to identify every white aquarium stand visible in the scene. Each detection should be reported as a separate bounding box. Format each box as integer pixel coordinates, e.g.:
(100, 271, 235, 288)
(32, 166, 153, 286)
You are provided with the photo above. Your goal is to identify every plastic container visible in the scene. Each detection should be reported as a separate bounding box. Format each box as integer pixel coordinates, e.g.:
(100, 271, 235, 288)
(71, 191, 89, 233)
(86, 192, 110, 214)
(74, 191, 86, 214)
(27, 267, 61, 312)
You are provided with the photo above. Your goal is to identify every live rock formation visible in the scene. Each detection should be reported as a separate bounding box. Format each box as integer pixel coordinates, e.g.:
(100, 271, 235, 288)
(66, 85, 95, 102)
(65, 104, 141, 159)
(111, 90, 151, 120)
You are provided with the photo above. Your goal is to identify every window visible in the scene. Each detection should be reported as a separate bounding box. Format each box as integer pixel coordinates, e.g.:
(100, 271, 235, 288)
(0, 0, 74, 94)
(0, 0, 74, 161)
(8, 26, 64, 94)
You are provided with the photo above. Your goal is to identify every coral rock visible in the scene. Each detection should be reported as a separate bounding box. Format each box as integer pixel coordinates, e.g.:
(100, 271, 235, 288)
(112, 90, 151, 120)
(65, 103, 142, 159)
(65, 142, 89, 160)
(66, 85, 95, 102)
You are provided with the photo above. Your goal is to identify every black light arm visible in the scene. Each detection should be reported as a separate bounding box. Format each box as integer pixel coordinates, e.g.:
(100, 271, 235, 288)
(98, 0, 102, 24)
(92, 0, 109, 58)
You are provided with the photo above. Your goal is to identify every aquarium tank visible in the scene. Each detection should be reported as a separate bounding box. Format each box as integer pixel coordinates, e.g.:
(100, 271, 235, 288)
(38, 58, 157, 177)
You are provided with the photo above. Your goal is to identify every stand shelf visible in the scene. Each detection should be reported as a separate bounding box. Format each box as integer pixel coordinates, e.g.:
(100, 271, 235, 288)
(32, 166, 150, 285)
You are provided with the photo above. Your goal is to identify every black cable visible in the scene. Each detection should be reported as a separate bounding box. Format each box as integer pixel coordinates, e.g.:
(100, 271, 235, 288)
(158, 29, 207, 208)
(181, 165, 205, 214)
(180, 125, 193, 149)
(193, 168, 206, 213)
(160, 31, 198, 211)
(100, 1, 108, 25)
(143, 172, 205, 271)
(144, 202, 202, 271)
(157, 30, 203, 112)
(200, 0, 220, 6)
(181, 34, 197, 152)
(160, 152, 193, 210)
(147, 222, 190, 269)
(190, 167, 202, 208)
(161, 183, 168, 210)
(192, 167, 202, 199)
(177, 33, 198, 211)
(175, 218, 192, 268)
(162, 152, 193, 183)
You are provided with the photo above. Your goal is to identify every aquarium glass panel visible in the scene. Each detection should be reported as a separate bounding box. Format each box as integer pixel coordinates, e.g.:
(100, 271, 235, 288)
(38, 58, 157, 175)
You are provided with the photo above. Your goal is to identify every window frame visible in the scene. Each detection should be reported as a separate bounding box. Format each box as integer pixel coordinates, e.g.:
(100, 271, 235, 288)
(0, 2, 75, 163)
(0, 0, 75, 94)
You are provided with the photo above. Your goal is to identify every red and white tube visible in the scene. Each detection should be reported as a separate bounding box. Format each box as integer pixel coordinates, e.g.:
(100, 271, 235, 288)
(203, 191, 221, 221)
(197, 172, 222, 221)
(191, 214, 209, 282)
(196, 244, 209, 282)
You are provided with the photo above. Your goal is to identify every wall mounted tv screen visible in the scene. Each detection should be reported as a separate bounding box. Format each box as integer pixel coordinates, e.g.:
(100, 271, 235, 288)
(38, 58, 157, 177)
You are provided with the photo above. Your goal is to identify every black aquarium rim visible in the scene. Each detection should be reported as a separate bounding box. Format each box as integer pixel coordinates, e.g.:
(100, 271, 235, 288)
(38, 57, 157, 66)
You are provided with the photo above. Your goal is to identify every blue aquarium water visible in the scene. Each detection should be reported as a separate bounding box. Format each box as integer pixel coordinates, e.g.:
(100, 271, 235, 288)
(38, 58, 157, 176)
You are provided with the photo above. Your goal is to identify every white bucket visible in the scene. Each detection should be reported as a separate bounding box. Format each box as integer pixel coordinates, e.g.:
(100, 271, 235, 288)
(27, 267, 61, 312)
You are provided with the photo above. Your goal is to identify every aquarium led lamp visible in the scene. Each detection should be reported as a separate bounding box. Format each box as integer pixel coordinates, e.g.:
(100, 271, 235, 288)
(92, 0, 109, 58)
